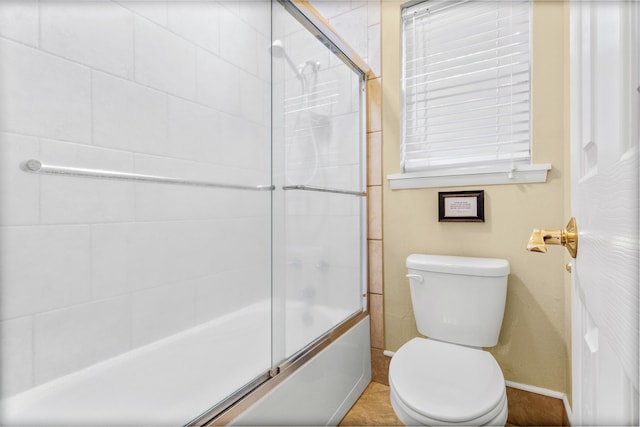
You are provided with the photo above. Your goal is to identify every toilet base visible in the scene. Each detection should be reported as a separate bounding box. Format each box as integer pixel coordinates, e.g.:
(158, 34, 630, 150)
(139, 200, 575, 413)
(390, 386, 508, 426)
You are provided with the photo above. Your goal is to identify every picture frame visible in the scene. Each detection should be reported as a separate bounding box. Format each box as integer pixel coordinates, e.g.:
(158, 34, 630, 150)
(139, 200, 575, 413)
(438, 190, 485, 222)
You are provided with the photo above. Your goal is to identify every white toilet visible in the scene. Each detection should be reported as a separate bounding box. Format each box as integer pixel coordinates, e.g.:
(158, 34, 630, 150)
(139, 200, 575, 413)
(389, 254, 510, 426)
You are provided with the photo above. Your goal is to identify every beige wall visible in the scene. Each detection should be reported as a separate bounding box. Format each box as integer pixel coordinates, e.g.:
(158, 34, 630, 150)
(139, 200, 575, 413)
(381, 0, 571, 393)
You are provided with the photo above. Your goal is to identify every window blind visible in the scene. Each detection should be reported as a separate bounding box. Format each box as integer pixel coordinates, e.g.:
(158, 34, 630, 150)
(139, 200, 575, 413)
(401, 0, 531, 173)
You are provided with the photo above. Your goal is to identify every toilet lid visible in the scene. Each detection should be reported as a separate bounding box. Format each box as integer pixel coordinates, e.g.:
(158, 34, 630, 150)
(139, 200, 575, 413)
(389, 338, 506, 423)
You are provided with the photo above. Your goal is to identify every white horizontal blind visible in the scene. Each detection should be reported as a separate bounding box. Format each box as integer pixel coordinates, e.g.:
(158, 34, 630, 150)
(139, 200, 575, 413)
(402, 0, 531, 173)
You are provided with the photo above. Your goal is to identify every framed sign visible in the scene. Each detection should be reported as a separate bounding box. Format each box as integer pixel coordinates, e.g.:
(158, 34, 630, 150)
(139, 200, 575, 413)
(438, 190, 485, 222)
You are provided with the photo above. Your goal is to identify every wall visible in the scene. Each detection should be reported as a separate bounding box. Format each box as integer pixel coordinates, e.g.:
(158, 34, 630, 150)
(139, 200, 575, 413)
(381, 0, 571, 393)
(0, 0, 271, 398)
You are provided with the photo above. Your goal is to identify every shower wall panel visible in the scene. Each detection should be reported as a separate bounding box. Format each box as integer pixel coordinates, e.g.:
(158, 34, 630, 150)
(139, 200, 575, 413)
(0, 0, 271, 405)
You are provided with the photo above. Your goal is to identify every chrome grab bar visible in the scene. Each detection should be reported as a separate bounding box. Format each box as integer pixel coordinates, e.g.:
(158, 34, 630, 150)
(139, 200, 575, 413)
(282, 185, 367, 197)
(20, 159, 275, 192)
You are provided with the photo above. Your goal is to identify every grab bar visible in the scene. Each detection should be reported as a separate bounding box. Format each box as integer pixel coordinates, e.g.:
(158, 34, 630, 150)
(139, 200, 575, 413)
(21, 159, 275, 192)
(282, 185, 367, 197)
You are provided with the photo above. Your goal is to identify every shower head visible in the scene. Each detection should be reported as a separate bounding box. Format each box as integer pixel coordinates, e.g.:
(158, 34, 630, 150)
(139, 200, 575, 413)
(270, 39, 286, 58)
(270, 40, 301, 79)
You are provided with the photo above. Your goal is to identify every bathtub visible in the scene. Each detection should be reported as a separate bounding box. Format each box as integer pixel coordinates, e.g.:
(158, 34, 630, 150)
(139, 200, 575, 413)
(0, 300, 370, 426)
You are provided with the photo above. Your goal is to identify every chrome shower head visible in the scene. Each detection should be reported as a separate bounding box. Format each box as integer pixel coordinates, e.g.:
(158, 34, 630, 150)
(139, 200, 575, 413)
(270, 39, 301, 79)
(270, 39, 286, 58)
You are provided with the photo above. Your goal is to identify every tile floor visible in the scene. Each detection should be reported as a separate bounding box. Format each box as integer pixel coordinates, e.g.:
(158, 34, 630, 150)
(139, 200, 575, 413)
(339, 381, 519, 426)
(339, 382, 402, 426)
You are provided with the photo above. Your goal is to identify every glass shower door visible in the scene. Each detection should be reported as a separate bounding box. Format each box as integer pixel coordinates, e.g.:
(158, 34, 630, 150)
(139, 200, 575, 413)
(0, 1, 273, 425)
(271, 1, 367, 364)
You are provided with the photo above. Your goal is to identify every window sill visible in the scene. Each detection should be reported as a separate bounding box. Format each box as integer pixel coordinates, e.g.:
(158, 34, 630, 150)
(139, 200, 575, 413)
(387, 163, 552, 190)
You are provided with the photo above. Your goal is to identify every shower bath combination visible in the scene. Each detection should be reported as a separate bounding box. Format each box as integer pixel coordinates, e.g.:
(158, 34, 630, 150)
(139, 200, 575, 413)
(0, 1, 369, 426)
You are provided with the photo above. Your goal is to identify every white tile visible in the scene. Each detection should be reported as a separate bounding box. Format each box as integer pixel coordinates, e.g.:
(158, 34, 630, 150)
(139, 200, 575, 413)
(0, 39, 91, 143)
(117, 0, 167, 26)
(337, 64, 360, 116)
(0, 132, 39, 226)
(39, 140, 136, 224)
(329, 5, 368, 60)
(286, 30, 331, 77)
(40, 1, 134, 78)
(240, 74, 270, 126)
(196, 49, 241, 113)
(219, 6, 258, 75)
(271, 0, 303, 40)
(132, 155, 231, 222)
(90, 223, 134, 300)
(367, 0, 380, 27)
(322, 265, 361, 311)
(167, 1, 220, 54)
(326, 215, 360, 268)
(167, 96, 221, 163)
(234, 1, 271, 37)
(217, 0, 240, 16)
(324, 112, 361, 167)
(134, 17, 197, 99)
(133, 154, 271, 222)
(194, 265, 270, 324)
(0, 0, 39, 47)
(284, 191, 354, 218)
(0, 316, 33, 398)
(309, 0, 351, 19)
(91, 221, 221, 297)
(92, 71, 169, 155)
(367, 23, 380, 77)
(217, 112, 270, 172)
(131, 281, 195, 347)
(256, 32, 271, 83)
(352, 0, 367, 9)
(33, 297, 131, 385)
(215, 217, 271, 270)
(0, 225, 91, 320)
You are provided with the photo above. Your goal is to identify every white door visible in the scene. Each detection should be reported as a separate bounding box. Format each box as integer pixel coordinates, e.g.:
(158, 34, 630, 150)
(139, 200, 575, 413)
(570, 1, 639, 425)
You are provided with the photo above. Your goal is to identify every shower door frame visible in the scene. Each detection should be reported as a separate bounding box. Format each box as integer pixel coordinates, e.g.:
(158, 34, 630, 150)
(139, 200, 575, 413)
(189, 1, 370, 425)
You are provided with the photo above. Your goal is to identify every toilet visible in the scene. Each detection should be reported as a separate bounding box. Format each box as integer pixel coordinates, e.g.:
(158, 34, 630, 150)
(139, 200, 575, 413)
(389, 254, 510, 426)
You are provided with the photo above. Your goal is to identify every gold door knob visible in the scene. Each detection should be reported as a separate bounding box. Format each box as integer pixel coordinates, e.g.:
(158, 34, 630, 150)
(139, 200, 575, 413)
(526, 217, 578, 258)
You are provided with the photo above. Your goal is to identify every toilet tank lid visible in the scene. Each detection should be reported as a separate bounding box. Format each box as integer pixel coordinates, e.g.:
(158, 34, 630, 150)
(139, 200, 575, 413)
(406, 254, 510, 277)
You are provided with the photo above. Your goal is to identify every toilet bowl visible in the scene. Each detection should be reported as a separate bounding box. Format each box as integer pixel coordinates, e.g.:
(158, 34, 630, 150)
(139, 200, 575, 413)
(389, 338, 507, 426)
(389, 254, 510, 426)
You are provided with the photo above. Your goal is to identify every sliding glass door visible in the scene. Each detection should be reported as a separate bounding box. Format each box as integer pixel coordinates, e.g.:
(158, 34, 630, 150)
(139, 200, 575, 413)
(271, 1, 367, 365)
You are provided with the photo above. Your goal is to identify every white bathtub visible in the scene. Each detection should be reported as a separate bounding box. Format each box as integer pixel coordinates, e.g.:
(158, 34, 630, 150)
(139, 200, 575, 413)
(231, 315, 371, 426)
(0, 300, 370, 426)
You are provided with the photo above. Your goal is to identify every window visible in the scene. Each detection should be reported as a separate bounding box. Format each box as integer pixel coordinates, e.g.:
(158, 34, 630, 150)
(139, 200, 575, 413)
(388, 0, 550, 189)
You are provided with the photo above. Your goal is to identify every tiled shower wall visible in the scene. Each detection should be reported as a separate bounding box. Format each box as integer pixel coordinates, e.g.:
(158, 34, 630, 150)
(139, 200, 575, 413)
(0, 0, 271, 398)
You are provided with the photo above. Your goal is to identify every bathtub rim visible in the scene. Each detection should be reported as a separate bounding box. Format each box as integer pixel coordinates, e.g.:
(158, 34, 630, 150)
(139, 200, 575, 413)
(190, 309, 369, 426)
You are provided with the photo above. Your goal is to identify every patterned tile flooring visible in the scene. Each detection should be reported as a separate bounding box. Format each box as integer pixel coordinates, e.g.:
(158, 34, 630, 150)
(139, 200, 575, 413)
(339, 382, 402, 426)
(339, 381, 518, 426)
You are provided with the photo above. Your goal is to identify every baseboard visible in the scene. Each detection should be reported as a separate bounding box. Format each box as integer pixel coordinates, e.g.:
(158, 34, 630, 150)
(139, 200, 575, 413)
(562, 393, 574, 426)
(506, 380, 572, 426)
(504, 380, 565, 400)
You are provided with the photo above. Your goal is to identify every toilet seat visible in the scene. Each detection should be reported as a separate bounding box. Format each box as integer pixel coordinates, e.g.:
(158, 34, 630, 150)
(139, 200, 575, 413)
(390, 384, 507, 426)
(389, 338, 507, 425)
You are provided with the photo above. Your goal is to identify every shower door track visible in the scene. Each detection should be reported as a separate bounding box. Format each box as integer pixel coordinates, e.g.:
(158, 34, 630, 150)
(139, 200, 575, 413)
(189, 309, 369, 426)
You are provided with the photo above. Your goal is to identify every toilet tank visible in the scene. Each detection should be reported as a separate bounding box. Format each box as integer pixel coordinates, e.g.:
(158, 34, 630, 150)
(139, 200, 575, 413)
(406, 254, 509, 348)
